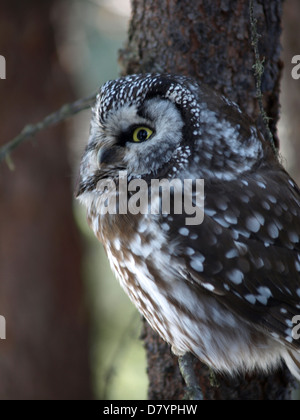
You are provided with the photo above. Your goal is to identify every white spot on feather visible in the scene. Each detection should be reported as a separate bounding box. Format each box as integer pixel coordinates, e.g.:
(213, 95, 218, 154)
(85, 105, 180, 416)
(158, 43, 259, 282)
(202, 283, 215, 292)
(245, 216, 260, 233)
(226, 269, 244, 285)
(179, 227, 189, 236)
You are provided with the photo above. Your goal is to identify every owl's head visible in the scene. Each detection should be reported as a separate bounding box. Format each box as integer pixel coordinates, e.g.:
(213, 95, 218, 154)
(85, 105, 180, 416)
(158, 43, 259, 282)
(76, 73, 271, 198)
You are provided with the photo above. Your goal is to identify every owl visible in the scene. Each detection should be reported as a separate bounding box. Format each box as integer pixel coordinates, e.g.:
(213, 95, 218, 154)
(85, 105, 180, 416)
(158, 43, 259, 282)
(76, 73, 300, 382)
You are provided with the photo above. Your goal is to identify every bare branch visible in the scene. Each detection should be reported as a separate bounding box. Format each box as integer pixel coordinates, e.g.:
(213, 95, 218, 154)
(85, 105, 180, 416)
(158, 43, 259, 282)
(0, 91, 97, 164)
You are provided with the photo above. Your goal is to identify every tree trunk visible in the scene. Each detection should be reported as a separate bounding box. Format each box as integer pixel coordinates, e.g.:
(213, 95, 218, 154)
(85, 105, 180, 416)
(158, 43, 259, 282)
(120, 0, 294, 400)
(280, 0, 300, 186)
(0, 0, 91, 399)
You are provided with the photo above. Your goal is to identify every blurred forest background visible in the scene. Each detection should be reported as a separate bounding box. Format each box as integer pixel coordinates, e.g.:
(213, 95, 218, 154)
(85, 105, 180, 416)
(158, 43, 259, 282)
(0, 0, 299, 400)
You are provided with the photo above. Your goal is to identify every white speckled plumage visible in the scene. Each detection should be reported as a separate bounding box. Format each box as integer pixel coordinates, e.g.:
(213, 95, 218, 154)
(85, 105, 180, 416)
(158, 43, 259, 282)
(77, 73, 300, 381)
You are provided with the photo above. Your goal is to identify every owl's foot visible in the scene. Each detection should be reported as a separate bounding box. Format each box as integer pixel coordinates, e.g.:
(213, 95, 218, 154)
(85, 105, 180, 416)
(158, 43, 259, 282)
(178, 353, 203, 400)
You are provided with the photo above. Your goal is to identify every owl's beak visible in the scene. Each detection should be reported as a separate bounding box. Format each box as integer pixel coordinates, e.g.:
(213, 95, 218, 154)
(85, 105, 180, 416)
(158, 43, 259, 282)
(97, 147, 116, 165)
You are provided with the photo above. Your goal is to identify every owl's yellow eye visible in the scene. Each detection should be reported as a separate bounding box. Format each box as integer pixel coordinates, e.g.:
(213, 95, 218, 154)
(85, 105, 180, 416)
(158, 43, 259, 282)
(132, 127, 153, 143)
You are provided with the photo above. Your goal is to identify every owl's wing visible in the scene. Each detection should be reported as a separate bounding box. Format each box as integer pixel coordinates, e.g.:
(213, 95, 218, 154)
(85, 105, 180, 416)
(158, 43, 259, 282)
(170, 168, 300, 349)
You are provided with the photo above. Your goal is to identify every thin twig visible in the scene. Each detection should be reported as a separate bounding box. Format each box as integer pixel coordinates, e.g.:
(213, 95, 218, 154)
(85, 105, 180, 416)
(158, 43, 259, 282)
(0, 91, 97, 164)
(249, 0, 277, 156)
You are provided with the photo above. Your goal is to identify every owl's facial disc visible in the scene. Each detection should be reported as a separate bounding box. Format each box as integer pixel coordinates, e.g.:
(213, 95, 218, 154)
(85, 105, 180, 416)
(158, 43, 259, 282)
(94, 97, 185, 177)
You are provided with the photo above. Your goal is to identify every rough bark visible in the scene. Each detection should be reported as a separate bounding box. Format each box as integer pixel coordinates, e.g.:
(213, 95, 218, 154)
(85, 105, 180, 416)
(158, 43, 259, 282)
(120, 0, 294, 400)
(0, 0, 91, 399)
(280, 0, 300, 185)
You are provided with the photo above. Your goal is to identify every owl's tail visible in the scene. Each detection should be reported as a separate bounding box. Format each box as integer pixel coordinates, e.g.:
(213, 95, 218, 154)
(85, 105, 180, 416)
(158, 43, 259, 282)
(283, 350, 300, 382)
